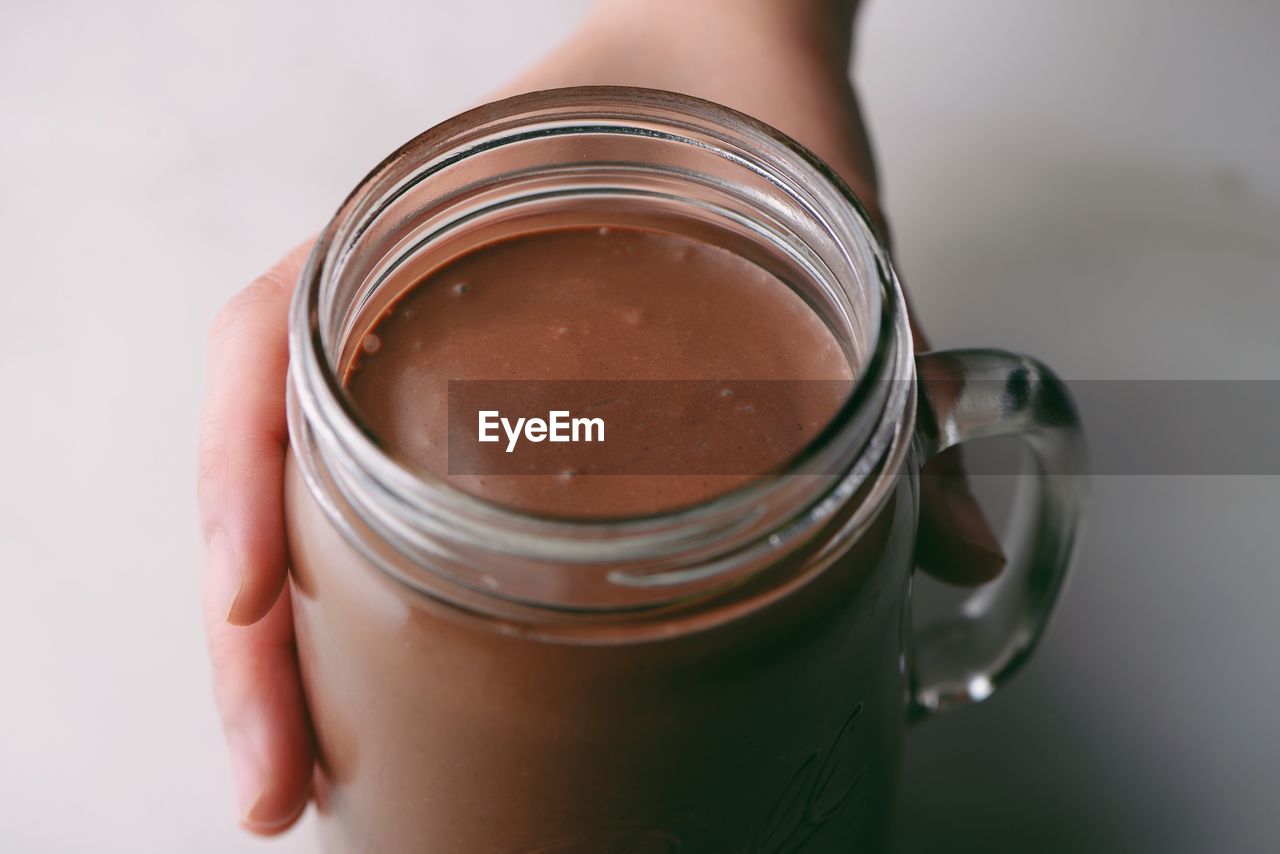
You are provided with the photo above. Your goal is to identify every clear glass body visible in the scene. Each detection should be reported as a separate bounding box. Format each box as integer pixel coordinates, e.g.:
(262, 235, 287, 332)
(284, 87, 1084, 852)
(285, 460, 916, 852)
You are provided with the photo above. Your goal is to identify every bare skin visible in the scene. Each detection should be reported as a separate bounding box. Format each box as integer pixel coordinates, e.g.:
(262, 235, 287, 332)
(197, 0, 1003, 834)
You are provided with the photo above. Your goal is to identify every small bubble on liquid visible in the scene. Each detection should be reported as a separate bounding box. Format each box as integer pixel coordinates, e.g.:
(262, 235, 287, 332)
(452, 281, 470, 296)
(361, 333, 382, 354)
(597, 226, 612, 237)
(720, 387, 734, 398)
(559, 468, 579, 481)
(404, 308, 415, 319)
(743, 404, 755, 414)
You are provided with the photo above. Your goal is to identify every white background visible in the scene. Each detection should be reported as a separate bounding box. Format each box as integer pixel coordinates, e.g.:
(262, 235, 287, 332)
(2, 1, 1278, 851)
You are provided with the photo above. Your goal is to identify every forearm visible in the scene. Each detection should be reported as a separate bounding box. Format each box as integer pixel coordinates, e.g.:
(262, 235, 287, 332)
(588, 0, 862, 68)
(592, 0, 860, 21)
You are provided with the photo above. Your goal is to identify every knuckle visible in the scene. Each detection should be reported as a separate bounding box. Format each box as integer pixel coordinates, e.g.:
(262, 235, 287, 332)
(196, 427, 224, 488)
(209, 280, 269, 344)
(208, 261, 296, 347)
(258, 257, 301, 295)
(205, 634, 252, 717)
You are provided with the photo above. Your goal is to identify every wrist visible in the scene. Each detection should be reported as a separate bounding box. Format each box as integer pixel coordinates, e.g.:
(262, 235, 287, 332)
(586, 0, 860, 68)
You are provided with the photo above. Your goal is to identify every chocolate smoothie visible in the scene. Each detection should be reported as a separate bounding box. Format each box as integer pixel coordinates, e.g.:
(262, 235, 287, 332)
(285, 224, 915, 852)
(343, 225, 852, 517)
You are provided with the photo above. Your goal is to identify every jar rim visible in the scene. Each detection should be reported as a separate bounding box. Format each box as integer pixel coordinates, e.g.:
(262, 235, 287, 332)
(287, 86, 916, 612)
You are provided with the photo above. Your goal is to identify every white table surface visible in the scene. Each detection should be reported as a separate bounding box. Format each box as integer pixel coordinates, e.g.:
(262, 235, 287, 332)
(2, 2, 1277, 851)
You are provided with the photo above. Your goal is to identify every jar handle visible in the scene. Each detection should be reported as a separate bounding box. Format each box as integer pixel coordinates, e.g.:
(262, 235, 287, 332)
(909, 349, 1086, 720)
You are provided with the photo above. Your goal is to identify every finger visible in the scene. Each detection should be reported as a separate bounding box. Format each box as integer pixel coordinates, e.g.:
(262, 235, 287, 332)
(198, 241, 312, 626)
(916, 445, 1006, 585)
(205, 567, 314, 833)
(861, 214, 1005, 586)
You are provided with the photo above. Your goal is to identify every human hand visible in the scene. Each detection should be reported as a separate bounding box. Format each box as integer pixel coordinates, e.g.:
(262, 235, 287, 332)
(197, 0, 1001, 834)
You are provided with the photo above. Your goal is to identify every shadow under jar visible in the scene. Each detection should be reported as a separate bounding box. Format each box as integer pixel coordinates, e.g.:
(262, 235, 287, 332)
(284, 87, 1085, 853)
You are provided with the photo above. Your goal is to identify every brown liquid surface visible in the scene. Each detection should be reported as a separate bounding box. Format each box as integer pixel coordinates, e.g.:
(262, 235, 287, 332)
(344, 226, 852, 517)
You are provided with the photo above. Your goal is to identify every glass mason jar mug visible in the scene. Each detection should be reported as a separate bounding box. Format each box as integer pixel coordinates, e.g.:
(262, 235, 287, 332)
(285, 87, 1085, 852)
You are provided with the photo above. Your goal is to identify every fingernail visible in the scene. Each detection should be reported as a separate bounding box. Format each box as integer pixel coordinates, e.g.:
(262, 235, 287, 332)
(941, 489, 1007, 576)
(227, 728, 266, 825)
(208, 530, 246, 625)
